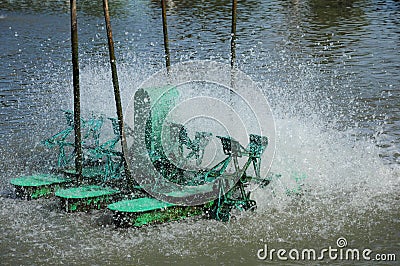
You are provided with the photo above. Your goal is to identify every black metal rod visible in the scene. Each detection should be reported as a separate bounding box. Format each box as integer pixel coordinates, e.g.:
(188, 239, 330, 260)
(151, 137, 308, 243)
(161, 0, 171, 71)
(70, 0, 82, 182)
(231, 0, 237, 70)
(102, 0, 132, 186)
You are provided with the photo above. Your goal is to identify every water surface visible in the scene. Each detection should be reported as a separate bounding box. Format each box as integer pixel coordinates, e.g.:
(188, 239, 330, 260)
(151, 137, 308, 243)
(0, 0, 399, 265)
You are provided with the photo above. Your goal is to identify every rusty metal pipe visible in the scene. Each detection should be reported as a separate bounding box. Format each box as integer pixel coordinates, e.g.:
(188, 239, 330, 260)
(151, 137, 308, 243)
(102, 0, 133, 186)
(231, 0, 237, 70)
(161, 0, 171, 71)
(70, 0, 82, 182)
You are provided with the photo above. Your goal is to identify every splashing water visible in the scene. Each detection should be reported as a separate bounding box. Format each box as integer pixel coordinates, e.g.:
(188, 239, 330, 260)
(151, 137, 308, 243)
(1, 56, 398, 264)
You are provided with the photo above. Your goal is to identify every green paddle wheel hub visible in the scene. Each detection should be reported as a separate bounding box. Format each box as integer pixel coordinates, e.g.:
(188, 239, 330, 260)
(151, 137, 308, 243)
(10, 174, 69, 200)
(109, 197, 203, 227)
(55, 185, 121, 212)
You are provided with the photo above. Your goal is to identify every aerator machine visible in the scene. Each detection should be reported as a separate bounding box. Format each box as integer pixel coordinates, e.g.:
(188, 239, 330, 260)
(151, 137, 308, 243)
(10, 85, 272, 226)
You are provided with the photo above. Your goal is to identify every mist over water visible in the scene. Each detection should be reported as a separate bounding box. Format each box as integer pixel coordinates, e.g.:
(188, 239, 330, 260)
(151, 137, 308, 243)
(1, 0, 399, 264)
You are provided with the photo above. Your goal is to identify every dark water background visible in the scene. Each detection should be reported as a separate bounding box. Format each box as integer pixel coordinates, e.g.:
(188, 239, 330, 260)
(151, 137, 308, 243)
(0, 0, 399, 265)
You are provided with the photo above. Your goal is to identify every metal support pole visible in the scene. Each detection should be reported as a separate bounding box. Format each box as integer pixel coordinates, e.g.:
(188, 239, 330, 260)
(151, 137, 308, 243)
(102, 0, 132, 187)
(70, 0, 83, 182)
(161, 0, 171, 71)
(230, 0, 237, 70)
